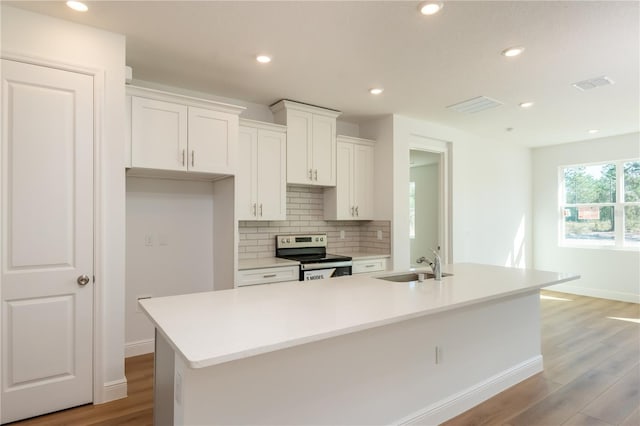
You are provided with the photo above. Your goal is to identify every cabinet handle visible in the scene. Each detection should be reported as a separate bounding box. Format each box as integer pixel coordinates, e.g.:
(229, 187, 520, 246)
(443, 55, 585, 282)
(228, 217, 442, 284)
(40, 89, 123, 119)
(263, 274, 277, 278)
(355, 206, 359, 216)
(365, 264, 375, 268)
(191, 150, 195, 167)
(314, 169, 318, 181)
(260, 204, 263, 217)
(253, 203, 257, 217)
(351, 206, 355, 216)
(182, 149, 185, 166)
(308, 169, 313, 180)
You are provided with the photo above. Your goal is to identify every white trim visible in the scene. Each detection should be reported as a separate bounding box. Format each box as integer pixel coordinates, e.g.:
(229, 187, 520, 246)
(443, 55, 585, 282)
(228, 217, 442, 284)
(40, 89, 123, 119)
(127, 85, 245, 115)
(269, 99, 341, 118)
(239, 118, 286, 132)
(101, 378, 128, 404)
(408, 135, 452, 264)
(125, 339, 155, 358)
(397, 355, 543, 425)
(547, 282, 640, 304)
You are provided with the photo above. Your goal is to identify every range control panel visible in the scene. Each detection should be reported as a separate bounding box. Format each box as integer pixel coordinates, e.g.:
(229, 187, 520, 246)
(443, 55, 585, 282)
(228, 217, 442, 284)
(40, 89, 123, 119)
(276, 234, 327, 249)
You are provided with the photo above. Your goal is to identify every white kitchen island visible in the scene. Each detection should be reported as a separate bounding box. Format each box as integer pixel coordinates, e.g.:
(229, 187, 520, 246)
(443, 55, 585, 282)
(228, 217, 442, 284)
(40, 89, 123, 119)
(139, 263, 579, 425)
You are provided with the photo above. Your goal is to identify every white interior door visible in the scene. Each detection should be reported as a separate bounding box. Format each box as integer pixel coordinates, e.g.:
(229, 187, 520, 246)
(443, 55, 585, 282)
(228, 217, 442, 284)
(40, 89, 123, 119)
(1, 59, 94, 423)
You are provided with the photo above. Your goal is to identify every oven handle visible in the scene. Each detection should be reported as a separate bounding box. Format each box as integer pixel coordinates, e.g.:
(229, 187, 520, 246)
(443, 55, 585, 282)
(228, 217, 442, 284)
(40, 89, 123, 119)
(300, 261, 352, 271)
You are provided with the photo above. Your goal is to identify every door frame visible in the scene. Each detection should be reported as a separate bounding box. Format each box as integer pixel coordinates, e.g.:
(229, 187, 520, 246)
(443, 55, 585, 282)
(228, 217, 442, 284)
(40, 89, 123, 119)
(408, 134, 452, 264)
(0, 52, 110, 411)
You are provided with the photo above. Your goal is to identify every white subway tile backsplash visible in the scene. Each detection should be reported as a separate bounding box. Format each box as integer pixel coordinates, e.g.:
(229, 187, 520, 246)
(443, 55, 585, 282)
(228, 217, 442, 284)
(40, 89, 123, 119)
(238, 185, 390, 259)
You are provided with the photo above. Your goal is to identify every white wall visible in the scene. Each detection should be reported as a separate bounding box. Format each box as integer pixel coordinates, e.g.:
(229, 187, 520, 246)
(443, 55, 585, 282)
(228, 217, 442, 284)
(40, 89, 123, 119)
(362, 115, 532, 271)
(125, 178, 216, 355)
(1, 6, 126, 402)
(410, 164, 439, 263)
(532, 132, 640, 302)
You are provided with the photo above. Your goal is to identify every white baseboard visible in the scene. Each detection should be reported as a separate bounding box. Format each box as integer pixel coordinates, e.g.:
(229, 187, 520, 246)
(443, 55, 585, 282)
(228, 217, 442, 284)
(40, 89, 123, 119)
(125, 338, 155, 358)
(397, 355, 543, 425)
(100, 378, 128, 403)
(547, 283, 640, 304)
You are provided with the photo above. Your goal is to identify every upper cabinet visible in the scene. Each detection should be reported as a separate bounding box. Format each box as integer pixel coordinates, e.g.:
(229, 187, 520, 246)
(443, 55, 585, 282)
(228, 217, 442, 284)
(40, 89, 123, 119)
(237, 120, 287, 221)
(126, 86, 245, 178)
(324, 136, 375, 220)
(270, 100, 341, 186)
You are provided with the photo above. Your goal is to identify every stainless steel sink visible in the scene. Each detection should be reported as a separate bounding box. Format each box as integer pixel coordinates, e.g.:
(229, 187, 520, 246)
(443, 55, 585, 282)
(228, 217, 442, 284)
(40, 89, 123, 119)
(376, 272, 453, 282)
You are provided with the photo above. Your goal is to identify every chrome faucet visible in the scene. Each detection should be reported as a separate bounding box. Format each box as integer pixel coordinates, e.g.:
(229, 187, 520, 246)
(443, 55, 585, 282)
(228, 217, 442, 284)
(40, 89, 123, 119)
(415, 249, 442, 281)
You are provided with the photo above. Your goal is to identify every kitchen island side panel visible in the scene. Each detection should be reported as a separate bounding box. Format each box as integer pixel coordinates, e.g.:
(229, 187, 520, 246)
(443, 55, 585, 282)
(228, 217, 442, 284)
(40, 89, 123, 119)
(166, 291, 541, 425)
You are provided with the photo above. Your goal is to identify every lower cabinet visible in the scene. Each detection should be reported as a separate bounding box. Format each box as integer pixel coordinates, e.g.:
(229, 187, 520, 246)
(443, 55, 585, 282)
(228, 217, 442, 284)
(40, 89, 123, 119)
(237, 266, 298, 287)
(352, 257, 388, 274)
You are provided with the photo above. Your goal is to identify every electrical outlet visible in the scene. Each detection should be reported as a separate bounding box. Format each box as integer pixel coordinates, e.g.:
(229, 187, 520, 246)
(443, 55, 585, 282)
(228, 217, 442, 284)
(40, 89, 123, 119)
(144, 234, 154, 246)
(340, 230, 345, 239)
(377, 230, 383, 240)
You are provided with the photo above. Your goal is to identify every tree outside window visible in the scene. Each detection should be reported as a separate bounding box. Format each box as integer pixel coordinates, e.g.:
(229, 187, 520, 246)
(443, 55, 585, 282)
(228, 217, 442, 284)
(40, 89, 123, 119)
(561, 160, 640, 248)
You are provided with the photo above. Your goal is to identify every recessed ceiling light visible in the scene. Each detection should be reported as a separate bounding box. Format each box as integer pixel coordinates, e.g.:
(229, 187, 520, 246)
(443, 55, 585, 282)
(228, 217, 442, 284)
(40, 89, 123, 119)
(66, 1, 88, 12)
(588, 129, 599, 134)
(418, 1, 444, 15)
(501, 46, 525, 57)
(256, 55, 272, 64)
(519, 101, 534, 108)
(369, 88, 384, 95)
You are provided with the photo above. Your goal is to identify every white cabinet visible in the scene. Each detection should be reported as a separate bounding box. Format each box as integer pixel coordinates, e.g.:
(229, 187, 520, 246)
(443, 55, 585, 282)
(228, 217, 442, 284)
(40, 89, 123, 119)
(352, 257, 387, 274)
(237, 120, 287, 221)
(270, 100, 341, 186)
(127, 86, 244, 177)
(237, 266, 298, 287)
(324, 136, 375, 220)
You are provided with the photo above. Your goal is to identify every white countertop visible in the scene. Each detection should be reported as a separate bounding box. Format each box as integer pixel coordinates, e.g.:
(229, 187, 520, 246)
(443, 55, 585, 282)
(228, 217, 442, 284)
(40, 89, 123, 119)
(139, 263, 579, 369)
(238, 257, 299, 270)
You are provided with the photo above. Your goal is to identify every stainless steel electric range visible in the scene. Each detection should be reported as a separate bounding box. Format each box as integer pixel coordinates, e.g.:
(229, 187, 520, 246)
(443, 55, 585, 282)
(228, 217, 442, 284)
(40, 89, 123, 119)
(275, 234, 352, 281)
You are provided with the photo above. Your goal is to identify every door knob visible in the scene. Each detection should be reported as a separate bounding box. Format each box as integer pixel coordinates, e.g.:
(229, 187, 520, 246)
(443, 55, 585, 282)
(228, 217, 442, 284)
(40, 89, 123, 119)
(77, 275, 90, 286)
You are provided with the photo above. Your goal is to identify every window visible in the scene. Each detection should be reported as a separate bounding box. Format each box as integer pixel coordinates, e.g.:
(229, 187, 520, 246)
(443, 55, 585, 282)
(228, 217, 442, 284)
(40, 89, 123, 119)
(560, 160, 640, 248)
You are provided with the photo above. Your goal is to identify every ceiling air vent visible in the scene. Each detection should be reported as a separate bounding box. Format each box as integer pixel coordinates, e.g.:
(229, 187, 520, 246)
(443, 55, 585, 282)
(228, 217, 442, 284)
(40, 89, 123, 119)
(447, 96, 503, 114)
(572, 76, 615, 91)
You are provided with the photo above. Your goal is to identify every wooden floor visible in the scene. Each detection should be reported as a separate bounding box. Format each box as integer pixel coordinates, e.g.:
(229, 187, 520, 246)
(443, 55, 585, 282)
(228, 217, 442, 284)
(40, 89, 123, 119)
(9, 290, 639, 426)
(9, 354, 154, 426)
(444, 290, 640, 426)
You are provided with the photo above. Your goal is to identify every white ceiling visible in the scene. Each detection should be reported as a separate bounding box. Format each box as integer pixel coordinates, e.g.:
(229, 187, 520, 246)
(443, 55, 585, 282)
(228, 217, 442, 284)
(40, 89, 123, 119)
(8, 0, 640, 147)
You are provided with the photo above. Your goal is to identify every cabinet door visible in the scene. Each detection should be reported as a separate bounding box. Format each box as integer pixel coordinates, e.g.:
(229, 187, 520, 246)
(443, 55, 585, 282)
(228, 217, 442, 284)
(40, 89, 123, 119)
(237, 126, 258, 220)
(131, 97, 187, 171)
(354, 143, 374, 219)
(188, 107, 237, 174)
(286, 109, 312, 184)
(311, 114, 336, 186)
(256, 129, 287, 220)
(335, 142, 354, 219)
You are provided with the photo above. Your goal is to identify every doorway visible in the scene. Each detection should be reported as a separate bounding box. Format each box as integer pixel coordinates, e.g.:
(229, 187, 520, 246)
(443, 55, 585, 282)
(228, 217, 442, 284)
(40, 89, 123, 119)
(409, 150, 443, 266)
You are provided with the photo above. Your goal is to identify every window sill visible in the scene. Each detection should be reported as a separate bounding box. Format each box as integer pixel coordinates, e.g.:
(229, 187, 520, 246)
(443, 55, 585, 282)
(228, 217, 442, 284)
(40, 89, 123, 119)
(558, 243, 640, 252)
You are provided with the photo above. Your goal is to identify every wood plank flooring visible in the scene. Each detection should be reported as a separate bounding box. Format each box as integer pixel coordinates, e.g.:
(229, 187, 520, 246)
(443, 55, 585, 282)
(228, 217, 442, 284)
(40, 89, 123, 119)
(8, 290, 639, 426)
(8, 354, 154, 426)
(444, 290, 640, 426)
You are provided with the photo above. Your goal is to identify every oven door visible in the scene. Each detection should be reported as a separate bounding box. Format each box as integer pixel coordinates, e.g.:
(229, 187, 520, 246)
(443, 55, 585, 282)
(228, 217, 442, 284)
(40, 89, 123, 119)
(299, 262, 352, 281)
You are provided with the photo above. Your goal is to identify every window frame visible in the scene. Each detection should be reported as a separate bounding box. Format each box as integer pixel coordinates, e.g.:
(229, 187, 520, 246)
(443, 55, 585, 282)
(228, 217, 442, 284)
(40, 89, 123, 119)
(558, 158, 640, 250)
